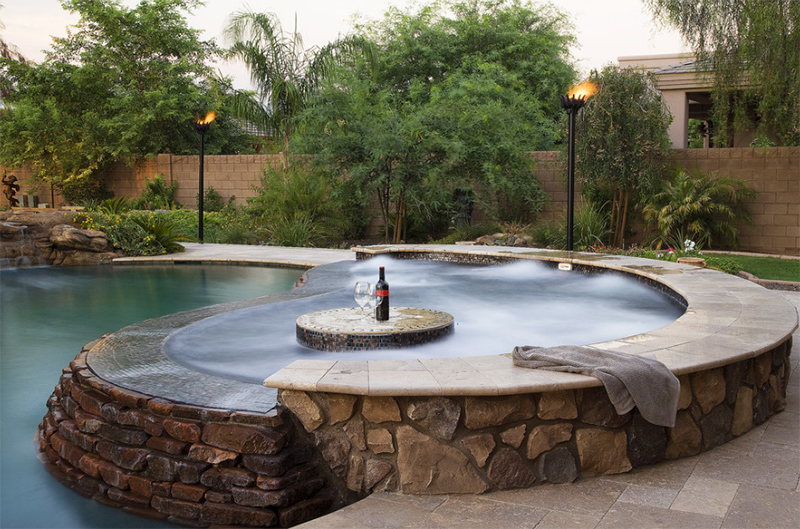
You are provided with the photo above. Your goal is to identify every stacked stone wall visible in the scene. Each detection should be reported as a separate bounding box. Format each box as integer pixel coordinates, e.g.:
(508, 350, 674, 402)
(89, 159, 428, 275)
(279, 338, 791, 495)
(37, 346, 355, 528)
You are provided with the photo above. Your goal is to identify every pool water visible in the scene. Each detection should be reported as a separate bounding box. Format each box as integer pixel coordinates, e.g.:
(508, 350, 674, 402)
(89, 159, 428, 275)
(167, 257, 685, 384)
(0, 264, 302, 529)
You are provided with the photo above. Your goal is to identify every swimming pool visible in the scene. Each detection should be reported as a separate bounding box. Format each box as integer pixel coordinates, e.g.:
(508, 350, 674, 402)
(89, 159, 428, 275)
(0, 264, 302, 529)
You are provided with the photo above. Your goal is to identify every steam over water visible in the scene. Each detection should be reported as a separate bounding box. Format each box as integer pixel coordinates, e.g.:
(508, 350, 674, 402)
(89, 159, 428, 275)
(165, 257, 684, 384)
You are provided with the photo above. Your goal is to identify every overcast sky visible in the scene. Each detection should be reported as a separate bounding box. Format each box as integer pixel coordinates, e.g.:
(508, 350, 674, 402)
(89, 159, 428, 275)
(2, 0, 688, 89)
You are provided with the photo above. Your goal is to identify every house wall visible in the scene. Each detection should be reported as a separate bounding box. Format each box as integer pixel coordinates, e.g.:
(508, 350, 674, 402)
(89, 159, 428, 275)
(3, 148, 797, 255)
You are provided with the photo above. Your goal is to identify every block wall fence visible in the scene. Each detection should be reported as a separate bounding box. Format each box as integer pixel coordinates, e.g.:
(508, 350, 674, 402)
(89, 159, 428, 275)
(3, 147, 797, 255)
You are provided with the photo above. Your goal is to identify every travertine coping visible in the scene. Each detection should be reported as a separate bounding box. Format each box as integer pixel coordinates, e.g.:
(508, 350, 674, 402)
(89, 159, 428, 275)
(264, 245, 799, 397)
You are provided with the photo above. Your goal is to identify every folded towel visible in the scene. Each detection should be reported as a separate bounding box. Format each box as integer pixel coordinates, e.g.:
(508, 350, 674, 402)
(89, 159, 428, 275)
(512, 345, 680, 427)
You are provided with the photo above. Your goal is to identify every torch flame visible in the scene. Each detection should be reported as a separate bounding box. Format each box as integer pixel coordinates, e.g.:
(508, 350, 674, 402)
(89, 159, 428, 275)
(197, 111, 217, 125)
(568, 81, 598, 100)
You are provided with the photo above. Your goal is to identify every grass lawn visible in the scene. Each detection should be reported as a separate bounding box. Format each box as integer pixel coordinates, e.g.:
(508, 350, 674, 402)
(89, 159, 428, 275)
(710, 253, 800, 282)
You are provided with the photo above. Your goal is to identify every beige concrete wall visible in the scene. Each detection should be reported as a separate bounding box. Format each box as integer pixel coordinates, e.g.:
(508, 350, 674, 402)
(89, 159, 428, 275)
(670, 147, 799, 256)
(3, 147, 797, 255)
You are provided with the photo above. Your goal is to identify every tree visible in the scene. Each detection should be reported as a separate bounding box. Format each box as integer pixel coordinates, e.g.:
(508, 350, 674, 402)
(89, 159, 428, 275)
(574, 65, 672, 248)
(0, 0, 252, 203)
(223, 9, 377, 164)
(296, 0, 576, 241)
(0, 3, 26, 99)
(644, 0, 800, 146)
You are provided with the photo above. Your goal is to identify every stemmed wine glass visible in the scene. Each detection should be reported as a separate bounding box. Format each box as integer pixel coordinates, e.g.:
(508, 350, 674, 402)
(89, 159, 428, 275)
(365, 283, 380, 320)
(354, 282, 371, 316)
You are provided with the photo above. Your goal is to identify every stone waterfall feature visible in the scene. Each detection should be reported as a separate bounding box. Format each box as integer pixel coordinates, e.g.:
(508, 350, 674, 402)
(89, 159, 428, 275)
(0, 211, 122, 268)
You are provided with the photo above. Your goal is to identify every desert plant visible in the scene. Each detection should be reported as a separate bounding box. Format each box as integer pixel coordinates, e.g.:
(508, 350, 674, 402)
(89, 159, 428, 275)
(265, 212, 322, 247)
(131, 215, 191, 253)
(642, 168, 756, 249)
(98, 196, 131, 215)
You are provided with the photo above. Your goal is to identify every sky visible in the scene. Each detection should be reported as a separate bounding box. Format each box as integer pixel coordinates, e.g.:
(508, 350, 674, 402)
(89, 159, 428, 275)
(2, 0, 689, 89)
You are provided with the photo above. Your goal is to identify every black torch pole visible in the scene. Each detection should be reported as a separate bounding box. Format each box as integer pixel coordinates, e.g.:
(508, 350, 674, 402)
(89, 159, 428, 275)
(198, 127, 205, 243)
(560, 94, 586, 252)
(193, 121, 210, 243)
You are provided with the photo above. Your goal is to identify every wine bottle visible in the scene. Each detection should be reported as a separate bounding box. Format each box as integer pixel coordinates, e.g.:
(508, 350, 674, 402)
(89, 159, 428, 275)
(375, 266, 389, 321)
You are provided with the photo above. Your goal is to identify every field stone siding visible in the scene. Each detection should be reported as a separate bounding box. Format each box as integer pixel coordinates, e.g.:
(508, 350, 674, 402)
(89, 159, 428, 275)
(37, 346, 356, 528)
(279, 337, 792, 495)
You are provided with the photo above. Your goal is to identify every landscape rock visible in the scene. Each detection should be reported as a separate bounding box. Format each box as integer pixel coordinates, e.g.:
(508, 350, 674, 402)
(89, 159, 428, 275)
(464, 395, 535, 429)
(537, 446, 578, 484)
(406, 398, 461, 441)
(396, 426, 488, 494)
(487, 448, 536, 489)
(575, 428, 631, 476)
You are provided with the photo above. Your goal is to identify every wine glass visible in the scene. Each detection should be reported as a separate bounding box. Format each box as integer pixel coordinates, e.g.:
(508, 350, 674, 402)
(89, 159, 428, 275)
(365, 283, 380, 319)
(354, 282, 371, 314)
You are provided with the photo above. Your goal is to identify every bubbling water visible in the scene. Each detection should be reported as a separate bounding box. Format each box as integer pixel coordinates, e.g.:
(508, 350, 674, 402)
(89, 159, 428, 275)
(164, 257, 684, 384)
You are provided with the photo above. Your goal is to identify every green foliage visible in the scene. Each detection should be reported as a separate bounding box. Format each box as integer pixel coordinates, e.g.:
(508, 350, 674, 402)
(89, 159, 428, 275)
(57, 176, 113, 206)
(246, 164, 356, 246)
(530, 219, 565, 249)
(73, 207, 266, 254)
(98, 196, 131, 215)
(687, 118, 706, 148)
(131, 215, 189, 253)
(264, 212, 323, 247)
(132, 174, 179, 210)
(222, 9, 377, 164)
(74, 209, 191, 255)
(703, 255, 743, 275)
(642, 168, 756, 249)
(645, 0, 800, 146)
(198, 186, 226, 212)
(429, 223, 497, 244)
(574, 65, 672, 248)
(0, 0, 254, 193)
(297, 0, 576, 241)
(530, 201, 611, 250)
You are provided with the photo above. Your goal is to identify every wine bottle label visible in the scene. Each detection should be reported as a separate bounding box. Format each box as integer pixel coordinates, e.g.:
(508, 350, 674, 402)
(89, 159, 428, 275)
(376, 289, 389, 297)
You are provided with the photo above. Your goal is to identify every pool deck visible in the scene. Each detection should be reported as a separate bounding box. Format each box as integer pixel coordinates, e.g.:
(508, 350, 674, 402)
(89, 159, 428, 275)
(115, 243, 800, 529)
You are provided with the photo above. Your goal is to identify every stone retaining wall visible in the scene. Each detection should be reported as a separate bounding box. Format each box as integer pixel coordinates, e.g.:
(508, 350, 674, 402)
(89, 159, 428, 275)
(36, 346, 355, 528)
(278, 338, 791, 495)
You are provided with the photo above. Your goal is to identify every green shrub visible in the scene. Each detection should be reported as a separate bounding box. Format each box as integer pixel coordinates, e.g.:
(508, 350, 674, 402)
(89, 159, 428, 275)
(74, 210, 192, 256)
(58, 177, 113, 206)
(642, 168, 756, 249)
(530, 202, 610, 250)
(131, 215, 190, 253)
(430, 224, 496, 245)
(198, 186, 226, 213)
(98, 196, 131, 215)
(530, 220, 565, 249)
(247, 164, 354, 245)
(265, 212, 322, 247)
(131, 174, 179, 210)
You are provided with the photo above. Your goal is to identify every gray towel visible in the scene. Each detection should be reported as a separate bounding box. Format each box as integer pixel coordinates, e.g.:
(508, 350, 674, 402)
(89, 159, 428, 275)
(512, 345, 680, 428)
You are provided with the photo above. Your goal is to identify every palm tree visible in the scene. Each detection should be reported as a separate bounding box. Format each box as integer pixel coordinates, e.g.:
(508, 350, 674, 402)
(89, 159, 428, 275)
(223, 9, 377, 165)
(642, 168, 756, 249)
